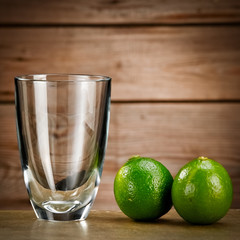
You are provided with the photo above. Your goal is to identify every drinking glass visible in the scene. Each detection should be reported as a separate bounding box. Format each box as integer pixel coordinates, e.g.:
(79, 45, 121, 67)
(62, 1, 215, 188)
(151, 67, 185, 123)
(15, 74, 111, 221)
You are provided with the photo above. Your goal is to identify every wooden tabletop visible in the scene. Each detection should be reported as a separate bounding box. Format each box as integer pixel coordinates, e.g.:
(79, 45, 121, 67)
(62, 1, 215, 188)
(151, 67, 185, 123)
(0, 209, 239, 240)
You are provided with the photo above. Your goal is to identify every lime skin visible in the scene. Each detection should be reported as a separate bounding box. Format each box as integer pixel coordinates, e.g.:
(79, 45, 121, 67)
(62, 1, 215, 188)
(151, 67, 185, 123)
(172, 156, 233, 225)
(114, 156, 173, 221)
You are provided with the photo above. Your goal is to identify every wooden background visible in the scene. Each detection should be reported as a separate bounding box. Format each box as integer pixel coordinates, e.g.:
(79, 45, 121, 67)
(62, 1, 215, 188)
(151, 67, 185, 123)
(0, 0, 239, 210)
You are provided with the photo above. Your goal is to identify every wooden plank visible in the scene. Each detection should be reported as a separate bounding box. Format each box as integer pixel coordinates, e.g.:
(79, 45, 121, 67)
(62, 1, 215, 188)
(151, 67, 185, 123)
(0, 210, 239, 239)
(0, 0, 240, 24)
(0, 103, 239, 210)
(0, 26, 240, 102)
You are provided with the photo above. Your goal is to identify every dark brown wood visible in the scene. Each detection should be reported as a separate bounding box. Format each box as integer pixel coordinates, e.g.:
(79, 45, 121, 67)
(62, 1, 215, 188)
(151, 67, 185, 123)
(0, 26, 240, 102)
(0, 210, 239, 240)
(0, 103, 239, 210)
(0, 0, 240, 24)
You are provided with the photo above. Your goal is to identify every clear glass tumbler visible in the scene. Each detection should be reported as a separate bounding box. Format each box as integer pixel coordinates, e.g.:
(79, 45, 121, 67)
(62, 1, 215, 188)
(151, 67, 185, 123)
(15, 74, 111, 221)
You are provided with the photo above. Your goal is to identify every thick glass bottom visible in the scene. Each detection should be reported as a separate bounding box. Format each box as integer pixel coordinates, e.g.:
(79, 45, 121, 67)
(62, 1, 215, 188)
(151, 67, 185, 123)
(31, 200, 93, 221)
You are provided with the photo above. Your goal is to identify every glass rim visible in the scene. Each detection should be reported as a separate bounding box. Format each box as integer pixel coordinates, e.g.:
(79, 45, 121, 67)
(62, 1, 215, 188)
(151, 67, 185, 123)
(15, 73, 111, 82)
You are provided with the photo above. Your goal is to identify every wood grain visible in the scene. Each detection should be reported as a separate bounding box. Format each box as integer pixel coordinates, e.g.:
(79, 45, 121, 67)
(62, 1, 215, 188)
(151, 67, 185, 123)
(0, 103, 239, 210)
(0, 210, 239, 240)
(0, 26, 240, 102)
(0, 0, 240, 24)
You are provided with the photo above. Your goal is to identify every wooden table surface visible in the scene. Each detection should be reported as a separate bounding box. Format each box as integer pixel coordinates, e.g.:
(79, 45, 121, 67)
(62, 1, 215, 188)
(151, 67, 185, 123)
(0, 209, 239, 240)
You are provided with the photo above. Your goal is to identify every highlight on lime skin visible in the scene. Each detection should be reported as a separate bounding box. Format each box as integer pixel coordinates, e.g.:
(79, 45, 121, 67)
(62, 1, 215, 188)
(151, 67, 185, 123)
(114, 156, 173, 221)
(171, 156, 233, 225)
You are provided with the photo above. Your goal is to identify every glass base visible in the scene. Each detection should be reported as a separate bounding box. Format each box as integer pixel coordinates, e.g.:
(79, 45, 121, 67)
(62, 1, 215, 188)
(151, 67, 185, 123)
(31, 200, 93, 221)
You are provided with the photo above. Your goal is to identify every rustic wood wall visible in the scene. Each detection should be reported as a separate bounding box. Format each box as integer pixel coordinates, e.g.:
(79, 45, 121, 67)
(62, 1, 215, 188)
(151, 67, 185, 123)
(0, 0, 239, 210)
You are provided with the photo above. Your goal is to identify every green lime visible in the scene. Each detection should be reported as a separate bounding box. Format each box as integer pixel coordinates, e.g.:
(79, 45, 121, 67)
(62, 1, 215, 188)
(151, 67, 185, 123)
(114, 156, 173, 221)
(172, 156, 233, 225)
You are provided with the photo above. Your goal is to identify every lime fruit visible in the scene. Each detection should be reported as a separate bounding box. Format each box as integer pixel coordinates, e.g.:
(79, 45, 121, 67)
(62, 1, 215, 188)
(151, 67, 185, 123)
(114, 156, 173, 221)
(172, 156, 233, 225)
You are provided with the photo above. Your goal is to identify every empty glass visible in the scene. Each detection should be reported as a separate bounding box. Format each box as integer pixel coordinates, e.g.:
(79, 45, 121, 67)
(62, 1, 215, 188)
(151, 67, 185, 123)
(15, 74, 111, 221)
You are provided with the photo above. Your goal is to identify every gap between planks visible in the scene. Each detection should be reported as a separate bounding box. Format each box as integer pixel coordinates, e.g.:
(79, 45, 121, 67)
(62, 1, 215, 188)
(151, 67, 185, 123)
(1, 100, 240, 105)
(0, 22, 240, 28)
